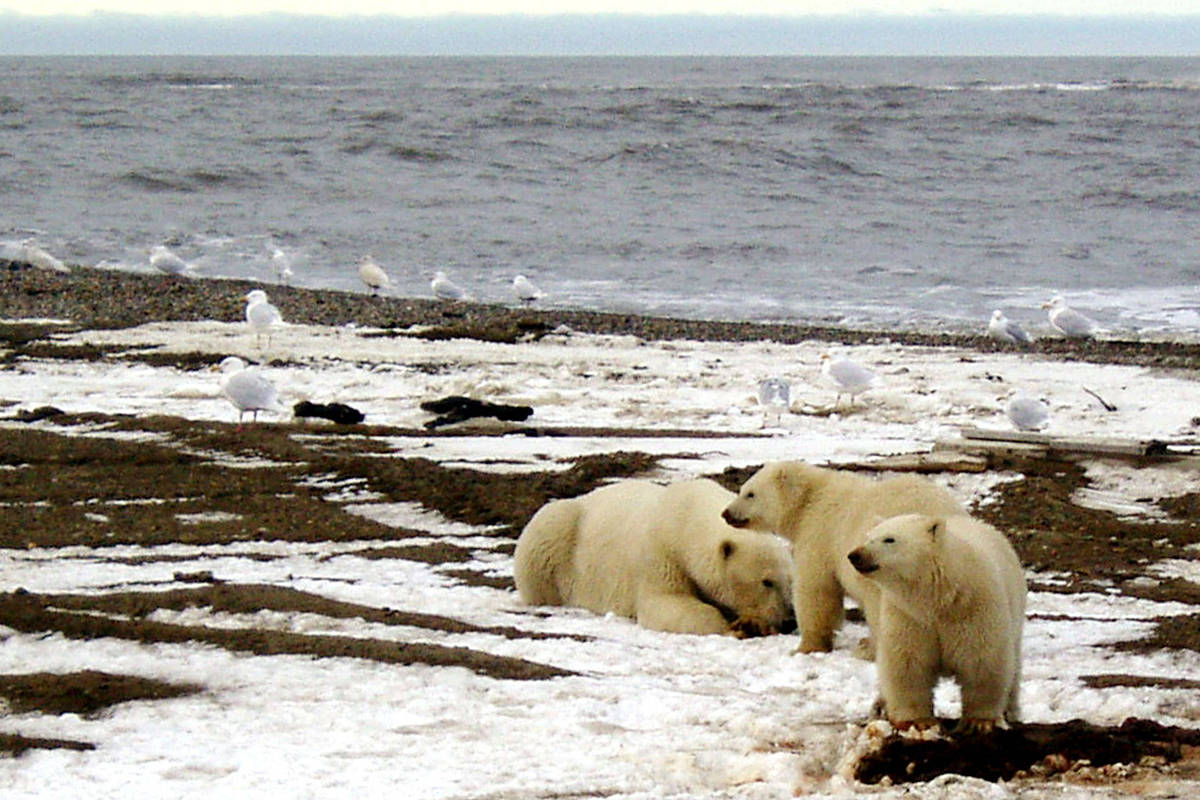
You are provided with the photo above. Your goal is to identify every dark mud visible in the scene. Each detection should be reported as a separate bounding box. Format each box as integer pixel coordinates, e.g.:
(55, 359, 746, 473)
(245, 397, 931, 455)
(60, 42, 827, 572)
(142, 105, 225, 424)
(0, 589, 576, 682)
(855, 718, 1200, 785)
(0, 670, 201, 717)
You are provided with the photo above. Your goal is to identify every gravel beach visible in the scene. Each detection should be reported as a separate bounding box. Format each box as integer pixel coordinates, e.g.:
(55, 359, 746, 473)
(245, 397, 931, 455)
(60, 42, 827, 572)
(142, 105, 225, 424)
(2, 260, 1200, 796)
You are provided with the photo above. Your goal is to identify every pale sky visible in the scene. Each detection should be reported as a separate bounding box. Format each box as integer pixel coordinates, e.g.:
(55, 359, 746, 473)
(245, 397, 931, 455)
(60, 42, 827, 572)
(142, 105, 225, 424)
(3, 1, 1198, 16)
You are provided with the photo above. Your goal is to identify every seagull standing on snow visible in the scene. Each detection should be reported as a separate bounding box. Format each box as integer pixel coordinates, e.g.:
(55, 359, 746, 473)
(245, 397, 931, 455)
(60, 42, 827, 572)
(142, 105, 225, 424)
(271, 247, 294, 285)
(1043, 295, 1098, 338)
(757, 377, 791, 427)
(820, 353, 877, 409)
(431, 270, 467, 301)
(1006, 392, 1050, 432)
(358, 256, 391, 295)
(244, 289, 283, 348)
(988, 310, 1032, 345)
(512, 274, 544, 305)
(215, 356, 282, 426)
(150, 245, 192, 276)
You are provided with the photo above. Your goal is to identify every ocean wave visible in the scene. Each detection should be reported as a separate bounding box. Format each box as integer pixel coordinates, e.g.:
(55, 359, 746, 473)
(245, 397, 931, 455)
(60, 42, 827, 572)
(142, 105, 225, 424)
(118, 167, 266, 193)
(96, 73, 260, 89)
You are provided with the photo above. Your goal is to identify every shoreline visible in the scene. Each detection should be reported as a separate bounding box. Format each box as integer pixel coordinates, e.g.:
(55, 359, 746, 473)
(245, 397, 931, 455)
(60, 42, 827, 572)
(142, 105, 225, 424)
(5, 263, 1200, 370)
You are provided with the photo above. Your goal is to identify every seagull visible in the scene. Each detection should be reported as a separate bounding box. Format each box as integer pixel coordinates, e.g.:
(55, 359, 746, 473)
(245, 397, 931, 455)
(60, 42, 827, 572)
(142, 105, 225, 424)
(757, 377, 791, 427)
(215, 356, 282, 426)
(358, 256, 390, 295)
(512, 274, 544, 305)
(244, 289, 283, 348)
(3, 240, 70, 273)
(271, 247, 294, 285)
(431, 270, 467, 301)
(987, 310, 1032, 345)
(1043, 295, 1098, 338)
(150, 245, 192, 276)
(1006, 392, 1050, 432)
(820, 353, 877, 409)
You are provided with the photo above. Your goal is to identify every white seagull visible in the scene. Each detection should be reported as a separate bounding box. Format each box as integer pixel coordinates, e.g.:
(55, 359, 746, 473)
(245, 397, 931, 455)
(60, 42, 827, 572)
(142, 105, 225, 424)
(820, 352, 877, 409)
(1006, 392, 1050, 432)
(431, 270, 467, 301)
(2, 240, 70, 273)
(987, 310, 1032, 345)
(244, 289, 283, 348)
(215, 356, 282, 426)
(757, 377, 792, 427)
(1043, 295, 1098, 338)
(271, 247, 294, 285)
(150, 245, 193, 276)
(358, 256, 391, 295)
(512, 274, 544, 305)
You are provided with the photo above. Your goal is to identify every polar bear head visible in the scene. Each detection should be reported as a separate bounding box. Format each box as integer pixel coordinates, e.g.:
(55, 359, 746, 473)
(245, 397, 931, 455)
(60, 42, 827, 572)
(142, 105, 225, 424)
(707, 533, 795, 636)
(721, 461, 817, 534)
(847, 513, 943, 588)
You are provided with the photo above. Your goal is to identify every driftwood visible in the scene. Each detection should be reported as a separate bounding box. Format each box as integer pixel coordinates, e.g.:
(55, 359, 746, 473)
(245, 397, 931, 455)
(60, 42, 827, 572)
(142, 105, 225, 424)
(293, 401, 365, 426)
(420, 395, 534, 429)
(939, 427, 1200, 461)
(836, 451, 990, 474)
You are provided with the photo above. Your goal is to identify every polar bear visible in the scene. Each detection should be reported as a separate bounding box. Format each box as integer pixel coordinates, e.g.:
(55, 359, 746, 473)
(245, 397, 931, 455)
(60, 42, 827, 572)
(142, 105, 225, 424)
(721, 461, 963, 654)
(514, 478, 794, 637)
(847, 513, 1026, 733)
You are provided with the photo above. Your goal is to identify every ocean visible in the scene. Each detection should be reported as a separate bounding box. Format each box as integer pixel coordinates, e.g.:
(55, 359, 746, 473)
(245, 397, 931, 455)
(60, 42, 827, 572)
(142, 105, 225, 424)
(2, 55, 1199, 335)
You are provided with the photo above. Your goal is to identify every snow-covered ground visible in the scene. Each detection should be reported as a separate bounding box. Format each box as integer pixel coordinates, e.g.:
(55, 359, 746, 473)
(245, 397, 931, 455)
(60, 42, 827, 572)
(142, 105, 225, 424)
(1, 318, 1199, 799)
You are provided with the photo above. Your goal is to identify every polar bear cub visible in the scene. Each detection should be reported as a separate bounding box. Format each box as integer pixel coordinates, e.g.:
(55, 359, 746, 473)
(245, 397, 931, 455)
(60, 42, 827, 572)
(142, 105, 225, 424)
(848, 513, 1026, 733)
(721, 461, 963, 653)
(514, 478, 795, 637)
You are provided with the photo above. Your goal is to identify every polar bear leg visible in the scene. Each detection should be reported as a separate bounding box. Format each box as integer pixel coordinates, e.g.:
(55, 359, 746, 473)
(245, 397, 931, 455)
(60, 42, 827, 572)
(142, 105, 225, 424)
(795, 575, 844, 653)
(635, 591, 733, 636)
(958, 653, 1014, 730)
(638, 592, 729, 633)
(877, 609, 938, 728)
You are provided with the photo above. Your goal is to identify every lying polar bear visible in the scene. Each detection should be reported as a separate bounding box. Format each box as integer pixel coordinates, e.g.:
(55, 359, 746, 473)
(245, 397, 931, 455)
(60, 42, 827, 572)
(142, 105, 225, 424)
(514, 478, 795, 637)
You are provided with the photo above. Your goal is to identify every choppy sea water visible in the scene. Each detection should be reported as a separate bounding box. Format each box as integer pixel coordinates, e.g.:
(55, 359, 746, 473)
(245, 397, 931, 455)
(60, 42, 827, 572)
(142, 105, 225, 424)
(2, 55, 1199, 335)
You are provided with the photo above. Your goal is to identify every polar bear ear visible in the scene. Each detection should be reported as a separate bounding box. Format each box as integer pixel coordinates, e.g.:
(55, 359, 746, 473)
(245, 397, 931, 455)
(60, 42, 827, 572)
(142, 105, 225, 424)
(720, 540, 736, 560)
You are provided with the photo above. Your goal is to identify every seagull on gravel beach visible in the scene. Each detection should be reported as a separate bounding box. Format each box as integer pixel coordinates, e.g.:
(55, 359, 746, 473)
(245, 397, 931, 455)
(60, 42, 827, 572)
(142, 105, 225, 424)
(1043, 295, 1098, 338)
(150, 245, 193, 276)
(358, 256, 390, 295)
(215, 356, 282, 426)
(820, 353, 877, 409)
(988, 310, 1032, 345)
(244, 289, 283, 348)
(271, 247, 294, 285)
(3, 240, 70, 273)
(512, 274, 544, 305)
(1006, 392, 1050, 432)
(431, 270, 467, 301)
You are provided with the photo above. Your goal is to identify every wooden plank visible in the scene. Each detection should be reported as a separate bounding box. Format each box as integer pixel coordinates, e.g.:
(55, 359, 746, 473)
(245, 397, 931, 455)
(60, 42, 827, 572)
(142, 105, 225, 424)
(948, 427, 1200, 460)
(838, 451, 990, 474)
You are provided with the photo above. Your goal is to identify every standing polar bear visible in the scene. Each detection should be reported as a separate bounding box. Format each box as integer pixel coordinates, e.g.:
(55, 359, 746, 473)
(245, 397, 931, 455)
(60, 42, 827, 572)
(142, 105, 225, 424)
(848, 513, 1026, 733)
(721, 461, 962, 653)
(514, 478, 795, 637)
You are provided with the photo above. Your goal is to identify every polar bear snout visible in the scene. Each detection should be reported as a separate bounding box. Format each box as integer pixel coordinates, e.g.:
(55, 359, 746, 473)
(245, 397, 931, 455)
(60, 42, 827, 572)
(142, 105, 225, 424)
(847, 547, 878, 575)
(721, 506, 748, 528)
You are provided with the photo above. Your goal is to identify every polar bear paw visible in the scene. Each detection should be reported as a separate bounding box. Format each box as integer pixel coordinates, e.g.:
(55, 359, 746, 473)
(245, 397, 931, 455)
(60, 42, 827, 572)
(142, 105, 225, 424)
(955, 717, 1002, 736)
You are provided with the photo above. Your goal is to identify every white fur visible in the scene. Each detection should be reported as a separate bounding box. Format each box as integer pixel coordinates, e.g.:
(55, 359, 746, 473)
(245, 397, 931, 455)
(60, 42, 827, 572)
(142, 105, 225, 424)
(514, 478, 794, 637)
(849, 513, 1026, 731)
